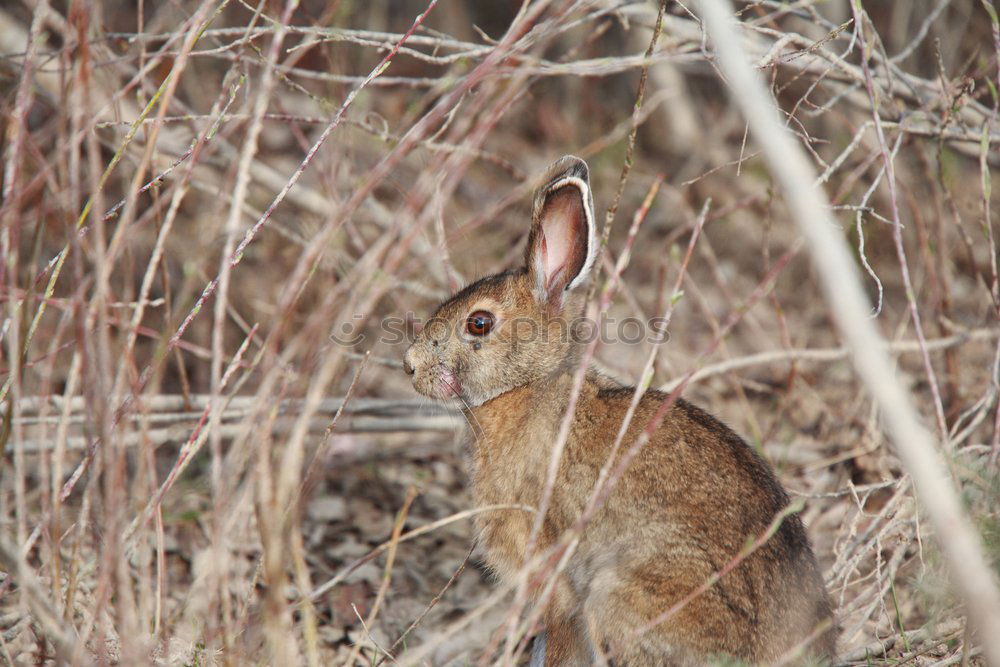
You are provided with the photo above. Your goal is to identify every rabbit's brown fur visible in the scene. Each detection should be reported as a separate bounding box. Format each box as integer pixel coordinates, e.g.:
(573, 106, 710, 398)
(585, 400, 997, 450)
(404, 157, 836, 665)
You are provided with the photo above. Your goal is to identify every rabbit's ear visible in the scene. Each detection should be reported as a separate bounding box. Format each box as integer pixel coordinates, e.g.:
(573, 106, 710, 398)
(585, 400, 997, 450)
(525, 156, 596, 306)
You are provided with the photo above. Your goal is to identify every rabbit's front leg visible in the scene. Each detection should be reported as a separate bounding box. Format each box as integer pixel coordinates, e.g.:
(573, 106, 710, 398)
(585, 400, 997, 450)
(539, 577, 592, 666)
(541, 612, 590, 666)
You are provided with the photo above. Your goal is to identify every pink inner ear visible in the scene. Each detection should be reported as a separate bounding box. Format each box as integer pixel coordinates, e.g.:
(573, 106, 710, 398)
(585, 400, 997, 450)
(540, 187, 585, 291)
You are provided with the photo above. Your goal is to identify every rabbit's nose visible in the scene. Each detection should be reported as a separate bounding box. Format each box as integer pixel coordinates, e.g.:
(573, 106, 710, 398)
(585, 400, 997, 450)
(402, 348, 416, 375)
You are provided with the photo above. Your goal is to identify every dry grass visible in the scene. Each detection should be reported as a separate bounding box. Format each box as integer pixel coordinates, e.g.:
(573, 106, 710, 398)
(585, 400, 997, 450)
(1, 0, 999, 664)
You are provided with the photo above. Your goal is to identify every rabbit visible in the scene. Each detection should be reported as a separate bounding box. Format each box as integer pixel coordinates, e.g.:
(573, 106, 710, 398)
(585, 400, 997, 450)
(403, 156, 837, 665)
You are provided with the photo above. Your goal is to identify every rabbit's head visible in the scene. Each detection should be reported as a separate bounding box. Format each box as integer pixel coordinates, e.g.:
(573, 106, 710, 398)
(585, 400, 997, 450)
(404, 156, 597, 406)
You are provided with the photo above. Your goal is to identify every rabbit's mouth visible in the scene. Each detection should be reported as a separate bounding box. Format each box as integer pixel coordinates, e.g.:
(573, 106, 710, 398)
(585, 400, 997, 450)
(414, 363, 463, 401)
(435, 365, 463, 399)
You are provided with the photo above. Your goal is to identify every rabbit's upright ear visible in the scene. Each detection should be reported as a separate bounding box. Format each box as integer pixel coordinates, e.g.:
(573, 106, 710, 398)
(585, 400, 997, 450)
(525, 156, 597, 307)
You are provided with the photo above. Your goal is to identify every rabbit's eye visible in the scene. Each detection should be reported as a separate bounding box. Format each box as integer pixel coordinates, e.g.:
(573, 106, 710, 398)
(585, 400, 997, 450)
(466, 310, 495, 336)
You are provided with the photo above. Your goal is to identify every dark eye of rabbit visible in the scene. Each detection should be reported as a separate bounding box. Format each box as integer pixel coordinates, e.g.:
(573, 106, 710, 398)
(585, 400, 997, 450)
(466, 311, 495, 336)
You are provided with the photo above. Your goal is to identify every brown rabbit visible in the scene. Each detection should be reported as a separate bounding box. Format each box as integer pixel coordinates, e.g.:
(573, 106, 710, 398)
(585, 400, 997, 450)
(403, 156, 836, 665)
